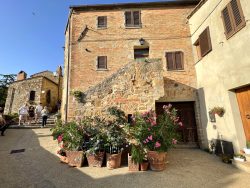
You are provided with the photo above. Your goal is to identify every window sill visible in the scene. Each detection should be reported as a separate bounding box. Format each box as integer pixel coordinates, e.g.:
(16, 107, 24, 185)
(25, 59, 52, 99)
(96, 69, 109, 71)
(97, 27, 107, 30)
(167, 69, 185, 72)
(125, 25, 142, 29)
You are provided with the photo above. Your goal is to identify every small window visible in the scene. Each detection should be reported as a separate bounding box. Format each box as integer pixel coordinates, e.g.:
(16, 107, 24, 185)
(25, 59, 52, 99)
(165, 51, 184, 70)
(222, 0, 246, 39)
(194, 27, 212, 59)
(125, 11, 141, 28)
(97, 16, 107, 28)
(134, 48, 149, 59)
(97, 56, 107, 69)
(29, 91, 35, 101)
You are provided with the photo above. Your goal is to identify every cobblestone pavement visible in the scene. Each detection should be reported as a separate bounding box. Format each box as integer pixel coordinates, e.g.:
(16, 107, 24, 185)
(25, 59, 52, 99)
(0, 129, 250, 188)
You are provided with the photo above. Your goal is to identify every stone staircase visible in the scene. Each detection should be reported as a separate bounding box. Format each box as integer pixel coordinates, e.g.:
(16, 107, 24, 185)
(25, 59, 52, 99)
(8, 114, 57, 129)
(232, 152, 250, 173)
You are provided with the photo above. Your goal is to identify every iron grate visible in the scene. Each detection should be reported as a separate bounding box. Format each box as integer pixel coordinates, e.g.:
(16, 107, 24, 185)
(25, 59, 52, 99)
(10, 149, 25, 154)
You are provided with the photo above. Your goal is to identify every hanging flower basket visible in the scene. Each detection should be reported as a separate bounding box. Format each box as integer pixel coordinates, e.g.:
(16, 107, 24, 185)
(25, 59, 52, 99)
(210, 107, 225, 117)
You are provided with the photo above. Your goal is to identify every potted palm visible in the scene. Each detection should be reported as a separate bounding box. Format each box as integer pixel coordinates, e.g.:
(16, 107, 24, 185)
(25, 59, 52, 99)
(133, 105, 181, 171)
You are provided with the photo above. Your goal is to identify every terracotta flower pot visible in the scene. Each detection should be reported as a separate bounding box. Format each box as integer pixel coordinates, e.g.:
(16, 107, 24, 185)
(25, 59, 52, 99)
(106, 152, 122, 169)
(86, 152, 105, 167)
(128, 154, 139, 171)
(140, 161, 149, 171)
(147, 151, 167, 171)
(66, 151, 84, 167)
(58, 154, 69, 164)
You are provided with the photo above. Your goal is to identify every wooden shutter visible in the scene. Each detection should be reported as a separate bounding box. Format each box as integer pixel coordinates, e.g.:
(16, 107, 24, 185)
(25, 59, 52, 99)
(222, 5, 235, 38)
(175, 52, 184, 70)
(125, 11, 132, 26)
(222, 0, 246, 39)
(97, 56, 107, 69)
(199, 27, 212, 57)
(133, 11, 140, 26)
(166, 52, 174, 70)
(98, 16, 107, 28)
(230, 0, 246, 32)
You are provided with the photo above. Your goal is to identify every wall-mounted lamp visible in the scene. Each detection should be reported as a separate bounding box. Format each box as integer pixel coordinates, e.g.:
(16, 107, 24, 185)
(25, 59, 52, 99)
(139, 38, 145, 45)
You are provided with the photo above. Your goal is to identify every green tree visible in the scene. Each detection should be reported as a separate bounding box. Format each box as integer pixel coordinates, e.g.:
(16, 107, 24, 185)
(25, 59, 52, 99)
(0, 74, 16, 107)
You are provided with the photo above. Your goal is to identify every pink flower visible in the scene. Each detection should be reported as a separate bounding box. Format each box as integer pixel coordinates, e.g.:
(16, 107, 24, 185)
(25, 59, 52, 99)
(172, 139, 177, 144)
(143, 141, 147, 144)
(57, 135, 63, 143)
(148, 135, 153, 141)
(146, 139, 149, 143)
(151, 120, 156, 126)
(155, 141, 161, 148)
(148, 128, 151, 131)
(178, 122, 183, 127)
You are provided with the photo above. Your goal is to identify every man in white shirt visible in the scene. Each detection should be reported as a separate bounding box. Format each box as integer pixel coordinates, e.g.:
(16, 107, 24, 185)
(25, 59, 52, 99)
(35, 103, 43, 123)
(18, 103, 29, 126)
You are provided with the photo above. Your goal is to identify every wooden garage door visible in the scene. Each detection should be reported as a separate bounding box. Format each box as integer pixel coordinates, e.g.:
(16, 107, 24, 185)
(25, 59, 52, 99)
(236, 86, 250, 141)
(155, 102, 198, 143)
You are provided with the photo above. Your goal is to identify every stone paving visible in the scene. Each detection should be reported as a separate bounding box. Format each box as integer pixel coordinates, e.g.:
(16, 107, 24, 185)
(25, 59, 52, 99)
(0, 128, 250, 188)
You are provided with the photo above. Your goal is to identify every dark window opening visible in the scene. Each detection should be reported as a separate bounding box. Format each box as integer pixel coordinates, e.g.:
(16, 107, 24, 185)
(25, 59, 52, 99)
(165, 51, 184, 70)
(128, 114, 133, 124)
(46, 90, 51, 104)
(97, 56, 107, 69)
(125, 11, 141, 27)
(29, 91, 36, 101)
(134, 48, 149, 59)
(97, 16, 107, 28)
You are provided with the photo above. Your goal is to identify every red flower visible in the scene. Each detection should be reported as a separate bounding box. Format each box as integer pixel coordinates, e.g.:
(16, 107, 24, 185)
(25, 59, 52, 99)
(155, 141, 161, 148)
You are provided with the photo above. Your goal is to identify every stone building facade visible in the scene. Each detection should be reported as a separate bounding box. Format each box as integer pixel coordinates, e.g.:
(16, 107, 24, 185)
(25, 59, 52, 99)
(4, 67, 63, 114)
(188, 0, 250, 152)
(62, 1, 206, 147)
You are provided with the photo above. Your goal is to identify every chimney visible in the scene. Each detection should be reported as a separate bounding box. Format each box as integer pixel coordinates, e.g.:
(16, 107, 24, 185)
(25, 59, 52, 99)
(17, 71, 27, 81)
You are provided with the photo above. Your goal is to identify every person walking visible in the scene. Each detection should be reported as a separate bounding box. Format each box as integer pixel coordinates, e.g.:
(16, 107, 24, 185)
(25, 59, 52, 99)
(28, 105, 35, 125)
(35, 103, 43, 124)
(41, 106, 49, 128)
(18, 103, 29, 126)
(0, 107, 7, 136)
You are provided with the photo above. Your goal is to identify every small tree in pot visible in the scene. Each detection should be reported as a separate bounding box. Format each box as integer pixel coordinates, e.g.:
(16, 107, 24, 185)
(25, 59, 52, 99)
(104, 107, 127, 169)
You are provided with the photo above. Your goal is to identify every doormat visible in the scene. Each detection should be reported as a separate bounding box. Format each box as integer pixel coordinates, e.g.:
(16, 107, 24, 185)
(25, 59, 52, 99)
(10, 149, 25, 154)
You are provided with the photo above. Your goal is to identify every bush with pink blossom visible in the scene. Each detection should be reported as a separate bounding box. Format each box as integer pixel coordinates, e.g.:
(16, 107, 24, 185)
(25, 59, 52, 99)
(131, 104, 182, 152)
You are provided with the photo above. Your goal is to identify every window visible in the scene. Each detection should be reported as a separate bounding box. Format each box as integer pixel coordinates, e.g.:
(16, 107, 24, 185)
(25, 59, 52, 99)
(29, 91, 35, 101)
(97, 16, 107, 28)
(222, 0, 246, 39)
(97, 56, 107, 69)
(125, 11, 141, 27)
(165, 51, 184, 70)
(134, 48, 149, 59)
(194, 27, 212, 59)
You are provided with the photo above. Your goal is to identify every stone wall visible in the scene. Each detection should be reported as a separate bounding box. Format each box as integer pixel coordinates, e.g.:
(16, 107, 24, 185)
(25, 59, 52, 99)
(70, 59, 164, 119)
(31, 71, 59, 84)
(4, 78, 43, 114)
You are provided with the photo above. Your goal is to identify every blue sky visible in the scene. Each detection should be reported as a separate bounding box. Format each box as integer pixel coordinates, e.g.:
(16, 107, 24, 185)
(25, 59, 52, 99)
(0, 0, 159, 76)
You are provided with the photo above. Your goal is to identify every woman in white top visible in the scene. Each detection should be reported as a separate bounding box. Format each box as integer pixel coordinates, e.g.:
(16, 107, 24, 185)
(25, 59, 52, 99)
(41, 106, 49, 128)
(18, 103, 29, 126)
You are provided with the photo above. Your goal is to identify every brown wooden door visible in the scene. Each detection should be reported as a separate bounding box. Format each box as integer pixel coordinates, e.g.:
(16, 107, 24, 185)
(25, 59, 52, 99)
(155, 102, 198, 143)
(236, 86, 250, 141)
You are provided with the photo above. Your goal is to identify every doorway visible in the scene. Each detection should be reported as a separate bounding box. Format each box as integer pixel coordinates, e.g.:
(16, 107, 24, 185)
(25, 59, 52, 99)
(155, 102, 198, 144)
(236, 86, 250, 141)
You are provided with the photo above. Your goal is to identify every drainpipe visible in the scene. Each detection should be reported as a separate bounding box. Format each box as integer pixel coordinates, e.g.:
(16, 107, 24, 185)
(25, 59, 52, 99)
(65, 8, 73, 122)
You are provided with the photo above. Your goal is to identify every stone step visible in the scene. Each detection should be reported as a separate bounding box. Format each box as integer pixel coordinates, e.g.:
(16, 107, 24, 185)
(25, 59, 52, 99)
(175, 142, 199, 149)
(232, 160, 250, 173)
(8, 124, 55, 129)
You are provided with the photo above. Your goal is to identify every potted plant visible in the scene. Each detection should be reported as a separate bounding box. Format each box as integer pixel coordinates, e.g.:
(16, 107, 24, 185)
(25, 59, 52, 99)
(210, 107, 225, 117)
(128, 145, 142, 171)
(57, 148, 68, 163)
(51, 121, 85, 167)
(104, 107, 127, 169)
(234, 154, 246, 162)
(132, 105, 181, 171)
(82, 117, 106, 168)
(243, 140, 250, 154)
